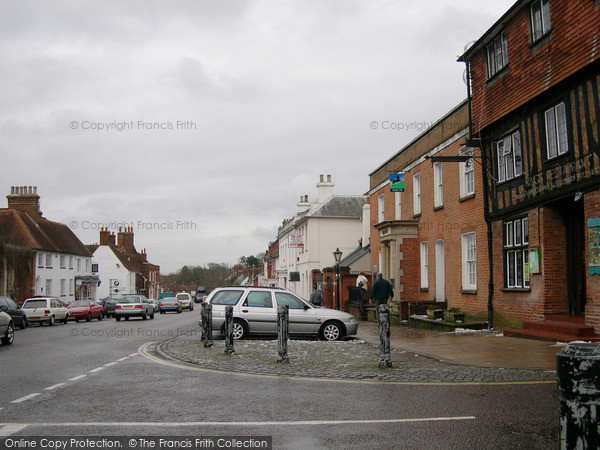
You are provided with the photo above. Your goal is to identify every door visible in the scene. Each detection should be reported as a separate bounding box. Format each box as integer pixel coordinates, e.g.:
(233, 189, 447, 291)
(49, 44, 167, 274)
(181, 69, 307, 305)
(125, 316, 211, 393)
(239, 291, 277, 333)
(435, 240, 445, 302)
(275, 292, 317, 335)
(567, 202, 586, 314)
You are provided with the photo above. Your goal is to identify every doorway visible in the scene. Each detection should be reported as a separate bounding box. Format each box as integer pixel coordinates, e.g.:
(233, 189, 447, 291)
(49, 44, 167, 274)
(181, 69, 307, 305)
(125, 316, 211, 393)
(435, 240, 445, 302)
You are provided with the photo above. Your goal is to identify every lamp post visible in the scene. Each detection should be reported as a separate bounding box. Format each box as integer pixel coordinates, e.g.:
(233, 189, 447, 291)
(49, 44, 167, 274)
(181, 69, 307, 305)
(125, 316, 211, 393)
(333, 248, 343, 310)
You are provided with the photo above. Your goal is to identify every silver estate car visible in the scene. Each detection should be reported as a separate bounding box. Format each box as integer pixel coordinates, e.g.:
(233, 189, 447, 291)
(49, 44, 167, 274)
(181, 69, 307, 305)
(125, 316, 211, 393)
(0, 308, 14, 345)
(207, 286, 358, 341)
(115, 295, 155, 321)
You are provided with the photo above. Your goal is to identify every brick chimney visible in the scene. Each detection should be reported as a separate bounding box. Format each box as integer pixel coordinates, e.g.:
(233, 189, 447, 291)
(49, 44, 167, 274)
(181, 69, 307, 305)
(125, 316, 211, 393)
(140, 249, 147, 262)
(7, 186, 42, 222)
(117, 226, 135, 251)
(108, 232, 116, 245)
(99, 227, 110, 245)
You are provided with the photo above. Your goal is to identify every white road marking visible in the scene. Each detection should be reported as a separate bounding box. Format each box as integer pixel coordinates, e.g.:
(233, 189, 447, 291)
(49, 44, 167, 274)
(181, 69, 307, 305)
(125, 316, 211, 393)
(116, 356, 129, 362)
(69, 375, 87, 381)
(128, 353, 138, 357)
(104, 362, 118, 367)
(11, 393, 41, 404)
(89, 367, 104, 373)
(1, 417, 476, 428)
(44, 383, 66, 391)
(0, 424, 29, 436)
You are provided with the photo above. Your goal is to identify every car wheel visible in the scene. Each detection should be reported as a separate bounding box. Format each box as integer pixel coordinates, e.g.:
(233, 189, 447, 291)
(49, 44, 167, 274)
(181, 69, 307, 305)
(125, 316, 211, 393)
(232, 320, 247, 340)
(142, 312, 147, 320)
(86, 313, 92, 322)
(125, 316, 129, 321)
(177, 308, 182, 314)
(190, 305, 194, 311)
(1, 322, 14, 345)
(48, 315, 55, 326)
(75, 318, 79, 323)
(20, 318, 27, 329)
(63, 315, 69, 324)
(320, 322, 343, 341)
(98, 312, 103, 321)
(150, 311, 155, 319)
(160, 311, 164, 314)
(116, 316, 121, 321)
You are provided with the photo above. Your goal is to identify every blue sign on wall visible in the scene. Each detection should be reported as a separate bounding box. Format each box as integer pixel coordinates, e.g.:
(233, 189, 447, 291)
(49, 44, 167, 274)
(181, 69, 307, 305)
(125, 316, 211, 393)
(390, 173, 404, 192)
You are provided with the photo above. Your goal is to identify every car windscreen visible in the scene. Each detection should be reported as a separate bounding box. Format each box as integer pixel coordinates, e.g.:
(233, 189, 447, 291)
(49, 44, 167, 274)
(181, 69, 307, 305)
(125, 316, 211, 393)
(69, 301, 90, 307)
(22, 300, 47, 308)
(210, 290, 244, 305)
(119, 297, 140, 304)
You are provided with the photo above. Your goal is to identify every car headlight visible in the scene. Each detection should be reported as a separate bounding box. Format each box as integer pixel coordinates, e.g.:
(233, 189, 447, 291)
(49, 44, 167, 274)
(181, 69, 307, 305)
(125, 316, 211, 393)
(348, 317, 357, 323)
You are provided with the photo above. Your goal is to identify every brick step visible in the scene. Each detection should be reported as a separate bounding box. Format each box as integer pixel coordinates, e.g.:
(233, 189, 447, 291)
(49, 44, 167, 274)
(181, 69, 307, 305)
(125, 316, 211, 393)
(522, 320, 596, 338)
(504, 328, 600, 342)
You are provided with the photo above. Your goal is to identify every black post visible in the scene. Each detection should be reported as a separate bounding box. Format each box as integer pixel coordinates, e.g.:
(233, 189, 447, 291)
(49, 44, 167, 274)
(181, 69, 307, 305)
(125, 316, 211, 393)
(224, 305, 234, 355)
(201, 302, 213, 348)
(378, 304, 392, 368)
(277, 305, 289, 363)
(336, 268, 340, 310)
(556, 343, 600, 448)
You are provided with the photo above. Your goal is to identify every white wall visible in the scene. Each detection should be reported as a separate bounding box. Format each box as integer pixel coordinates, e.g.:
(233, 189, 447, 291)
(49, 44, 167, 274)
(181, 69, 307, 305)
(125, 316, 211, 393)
(91, 247, 136, 299)
(34, 251, 92, 302)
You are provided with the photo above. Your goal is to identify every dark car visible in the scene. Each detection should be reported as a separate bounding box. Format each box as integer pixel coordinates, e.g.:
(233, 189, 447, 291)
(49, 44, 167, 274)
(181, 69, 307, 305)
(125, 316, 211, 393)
(195, 286, 208, 303)
(0, 296, 28, 329)
(101, 298, 119, 317)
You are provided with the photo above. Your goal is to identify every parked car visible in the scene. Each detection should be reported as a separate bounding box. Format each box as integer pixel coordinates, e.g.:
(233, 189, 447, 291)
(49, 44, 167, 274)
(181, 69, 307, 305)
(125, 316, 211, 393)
(176, 292, 193, 311)
(101, 298, 120, 317)
(21, 297, 69, 326)
(195, 286, 208, 303)
(147, 299, 159, 312)
(159, 297, 182, 314)
(0, 307, 14, 345)
(0, 296, 28, 329)
(68, 300, 104, 322)
(158, 292, 175, 300)
(115, 295, 154, 321)
(207, 286, 359, 341)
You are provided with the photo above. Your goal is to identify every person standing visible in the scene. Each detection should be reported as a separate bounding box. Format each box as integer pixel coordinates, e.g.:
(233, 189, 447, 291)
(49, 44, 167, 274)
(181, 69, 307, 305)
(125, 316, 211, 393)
(356, 272, 368, 316)
(309, 285, 323, 307)
(369, 273, 394, 322)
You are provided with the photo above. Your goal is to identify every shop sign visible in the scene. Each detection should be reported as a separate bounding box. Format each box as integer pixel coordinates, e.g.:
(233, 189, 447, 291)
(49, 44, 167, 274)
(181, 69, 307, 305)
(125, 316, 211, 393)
(588, 219, 600, 275)
(289, 235, 304, 248)
(390, 173, 405, 192)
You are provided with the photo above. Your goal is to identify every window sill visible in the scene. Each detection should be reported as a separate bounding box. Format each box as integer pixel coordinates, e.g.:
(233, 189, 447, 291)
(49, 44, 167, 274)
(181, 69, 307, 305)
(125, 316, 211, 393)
(485, 64, 509, 86)
(420, 287, 429, 292)
(530, 30, 552, 52)
(501, 288, 531, 293)
(461, 289, 477, 295)
(496, 173, 524, 186)
(433, 205, 444, 211)
(459, 193, 475, 202)
(413, 213, 421, 219)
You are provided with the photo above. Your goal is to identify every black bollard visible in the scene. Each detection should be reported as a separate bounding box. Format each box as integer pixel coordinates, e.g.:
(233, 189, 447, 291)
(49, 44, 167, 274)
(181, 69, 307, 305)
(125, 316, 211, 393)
(224, 305, 234, 355)
(277, 305, 289, 363)
(201, 302, 213, 348)
(378, 304, 392, 368)
(556, 342, 600, 449)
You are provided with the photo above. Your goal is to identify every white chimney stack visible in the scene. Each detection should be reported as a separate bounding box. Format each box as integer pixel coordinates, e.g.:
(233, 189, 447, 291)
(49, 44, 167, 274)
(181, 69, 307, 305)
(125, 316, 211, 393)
(317, 174, 335, 203)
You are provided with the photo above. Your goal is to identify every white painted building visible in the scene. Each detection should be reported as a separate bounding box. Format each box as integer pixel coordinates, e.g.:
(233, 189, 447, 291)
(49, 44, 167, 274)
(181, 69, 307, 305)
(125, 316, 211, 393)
(34, 250, 95, 301)
(276, 175, 367, 300)
(89, 245, 138, 299)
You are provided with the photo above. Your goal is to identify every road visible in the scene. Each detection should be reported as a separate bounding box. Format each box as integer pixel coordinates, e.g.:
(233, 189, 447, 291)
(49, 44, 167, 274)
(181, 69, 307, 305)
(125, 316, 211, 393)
(0, 310, 559, 449)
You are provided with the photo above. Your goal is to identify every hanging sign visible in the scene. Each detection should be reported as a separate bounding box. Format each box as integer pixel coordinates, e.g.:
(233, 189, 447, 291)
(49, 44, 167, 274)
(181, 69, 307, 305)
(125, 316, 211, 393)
(390, 173, 405, 192)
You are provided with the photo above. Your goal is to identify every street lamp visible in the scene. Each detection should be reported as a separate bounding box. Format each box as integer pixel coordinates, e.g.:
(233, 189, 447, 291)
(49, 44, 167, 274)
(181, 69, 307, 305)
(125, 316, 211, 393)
(333, 248, 343, 310)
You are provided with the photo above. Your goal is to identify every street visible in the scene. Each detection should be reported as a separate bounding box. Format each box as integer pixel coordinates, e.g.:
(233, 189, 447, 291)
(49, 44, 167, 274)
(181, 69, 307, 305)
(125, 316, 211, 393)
(0, 313, 559, 449)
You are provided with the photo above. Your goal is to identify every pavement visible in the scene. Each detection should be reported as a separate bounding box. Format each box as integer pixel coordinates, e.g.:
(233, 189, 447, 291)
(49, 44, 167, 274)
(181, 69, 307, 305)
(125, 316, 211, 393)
(157, 320, 574, 383)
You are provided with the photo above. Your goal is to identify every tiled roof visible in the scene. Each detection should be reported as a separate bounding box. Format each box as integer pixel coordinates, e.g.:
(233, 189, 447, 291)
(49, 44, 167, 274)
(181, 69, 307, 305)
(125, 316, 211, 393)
(0, 208, 91, 257)
(304, 196, 366, 220)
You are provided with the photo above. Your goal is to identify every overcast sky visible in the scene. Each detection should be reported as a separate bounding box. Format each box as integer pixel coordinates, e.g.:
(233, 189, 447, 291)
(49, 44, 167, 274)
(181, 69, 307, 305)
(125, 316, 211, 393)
(0, 1, 515, 273)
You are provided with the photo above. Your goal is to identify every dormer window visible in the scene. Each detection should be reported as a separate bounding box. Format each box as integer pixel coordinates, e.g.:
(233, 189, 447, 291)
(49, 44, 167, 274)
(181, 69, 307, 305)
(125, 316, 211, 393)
(531, 0, 551, 42)
(486, 32, 509, 79)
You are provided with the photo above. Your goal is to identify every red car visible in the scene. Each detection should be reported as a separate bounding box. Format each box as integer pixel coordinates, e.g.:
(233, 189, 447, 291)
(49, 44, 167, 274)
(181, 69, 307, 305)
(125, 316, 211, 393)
(68, 300, 104, 322)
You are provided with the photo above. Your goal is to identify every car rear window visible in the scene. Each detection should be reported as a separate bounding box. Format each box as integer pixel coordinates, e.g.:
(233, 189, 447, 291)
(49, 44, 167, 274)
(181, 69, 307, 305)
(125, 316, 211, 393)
(23, 300, 47, 308)
(210, 290, 244, 305)
(176, 294, 188, 300)
(119, 296, 140, 304)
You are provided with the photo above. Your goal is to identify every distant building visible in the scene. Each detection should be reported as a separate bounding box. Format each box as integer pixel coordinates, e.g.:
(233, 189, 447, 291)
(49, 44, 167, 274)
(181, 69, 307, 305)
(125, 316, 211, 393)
(276, 174, 367, 300)
(458, 0, 600, 332)
(0, 186, 97, 303)
(87, 227, 160, 300)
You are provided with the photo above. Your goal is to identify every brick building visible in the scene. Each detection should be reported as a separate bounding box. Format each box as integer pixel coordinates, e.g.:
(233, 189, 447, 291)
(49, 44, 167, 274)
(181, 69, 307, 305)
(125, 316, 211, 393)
(368, 101, 489, 320)
(459, 0, 600, 335)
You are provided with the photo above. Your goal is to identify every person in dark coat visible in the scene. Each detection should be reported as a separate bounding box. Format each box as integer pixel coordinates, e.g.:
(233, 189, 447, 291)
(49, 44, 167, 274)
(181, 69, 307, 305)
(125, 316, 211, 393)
(369, 273, 394, 322)
(309, 287, 323, 307)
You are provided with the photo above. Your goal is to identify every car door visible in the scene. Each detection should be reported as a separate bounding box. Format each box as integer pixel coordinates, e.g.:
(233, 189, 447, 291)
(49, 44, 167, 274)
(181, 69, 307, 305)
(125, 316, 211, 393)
(239, 291, 277, 334)
(274, 292, 317, 335)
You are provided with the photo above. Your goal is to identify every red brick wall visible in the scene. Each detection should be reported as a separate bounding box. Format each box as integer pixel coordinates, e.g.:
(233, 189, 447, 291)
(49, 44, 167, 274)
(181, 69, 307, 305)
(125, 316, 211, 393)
(468, 0, 600, 135)
(585, 190, 600, 328)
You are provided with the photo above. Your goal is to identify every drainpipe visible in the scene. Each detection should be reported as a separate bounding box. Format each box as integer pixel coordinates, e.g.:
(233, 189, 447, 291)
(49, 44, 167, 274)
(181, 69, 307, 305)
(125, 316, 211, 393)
(464, 59, 494, 329)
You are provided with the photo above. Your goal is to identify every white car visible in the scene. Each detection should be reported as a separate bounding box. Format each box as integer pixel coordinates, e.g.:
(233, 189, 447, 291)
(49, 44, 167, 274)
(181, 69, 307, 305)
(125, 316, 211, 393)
(176, 293, 194, 311)
(21, 297, 69, 326)
(207, 286, 359, 341)
(0, 308, 14, 345)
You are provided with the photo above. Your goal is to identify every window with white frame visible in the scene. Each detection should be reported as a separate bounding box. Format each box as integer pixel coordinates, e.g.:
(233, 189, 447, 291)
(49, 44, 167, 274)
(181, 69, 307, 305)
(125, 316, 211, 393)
(461, 233, 477, 290)
(420, 242, 428, 289)
(545, 102, 568, 159)
(434, 163, 443, 207)
(86, 259, 90, 273)
(459, 147, 475, 197)
(60, 279, 66, 297)
(378, 194, 385, 223)
(531, 0, 551, 42)
(504, 217, 530, 289)
(60, 255, 66, 269)
(413, 174, 421, 215)
(77, 258, 81, 272)
(395, 191, 402, 220)
(69, 256, 74, 269)
(38, 252, 44, 268)
(486, 32, 509, 78)
(69, 279, 74, 296)
(45, 279, 52, 296)
(46, 253, 53, 268)
(497, 131, 523, 182)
